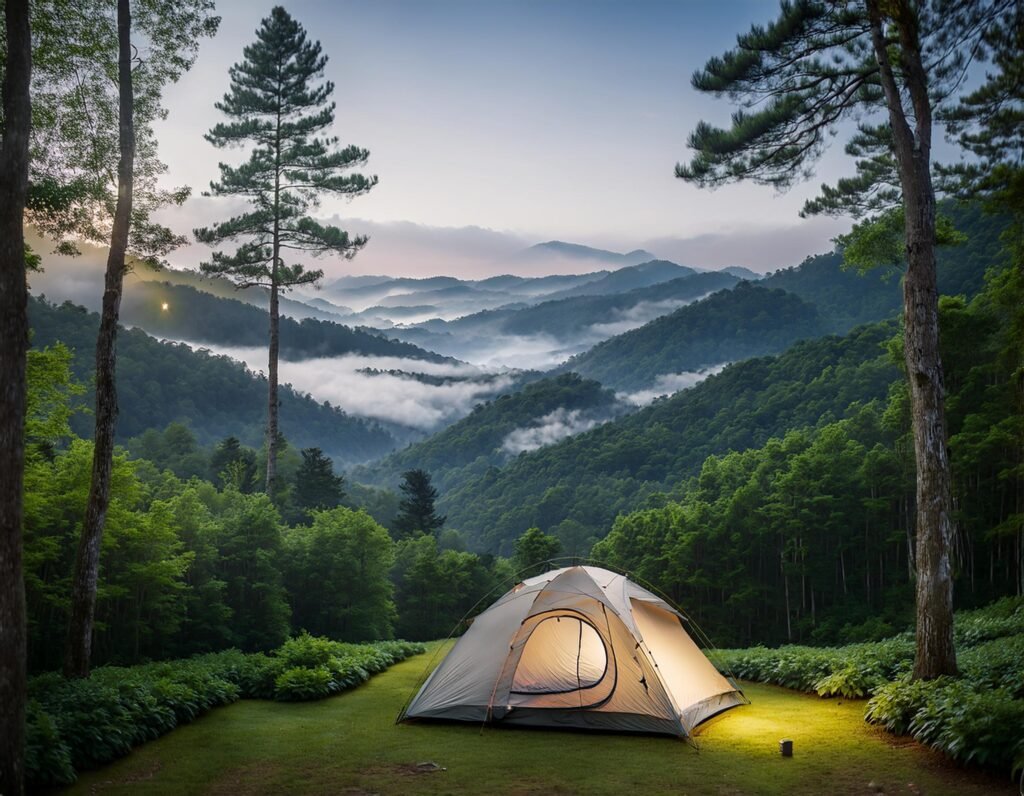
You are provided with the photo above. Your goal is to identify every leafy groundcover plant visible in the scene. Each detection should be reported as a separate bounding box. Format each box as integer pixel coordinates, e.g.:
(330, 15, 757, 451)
(715, 598, 1024, 776)
(25, 635, 424, 787)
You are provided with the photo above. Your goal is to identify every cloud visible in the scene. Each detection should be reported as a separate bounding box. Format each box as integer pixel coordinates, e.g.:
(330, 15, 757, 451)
(586, 295, 713, 339)
(166, 341, 512, 430)
(501, 407, 608, 455)
(616, 364, 728, 406)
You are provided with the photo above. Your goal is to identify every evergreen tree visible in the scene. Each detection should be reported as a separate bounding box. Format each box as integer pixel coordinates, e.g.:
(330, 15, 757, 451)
(293, 447, 345, 518)
(674, 0, 1014, 680)
(195, 6, 376, 494)
(209, 436, 257, 492)
(393, 469, 446, 539)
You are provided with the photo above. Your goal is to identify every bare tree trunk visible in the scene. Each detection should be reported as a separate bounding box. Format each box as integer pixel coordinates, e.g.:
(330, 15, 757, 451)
(266, 278, 279, 493)
(0, 2, 32, 790)
(0, 0, 31, 788)
(867, 0, 957, 679)
(65, 0, 135, 679)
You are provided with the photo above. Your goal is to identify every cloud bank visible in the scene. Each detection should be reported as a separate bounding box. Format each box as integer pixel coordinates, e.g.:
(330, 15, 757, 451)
(169, 341, 513, 430)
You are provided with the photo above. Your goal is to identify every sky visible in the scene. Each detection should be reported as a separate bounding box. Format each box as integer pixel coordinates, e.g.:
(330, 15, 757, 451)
(153, 0, 860, 279)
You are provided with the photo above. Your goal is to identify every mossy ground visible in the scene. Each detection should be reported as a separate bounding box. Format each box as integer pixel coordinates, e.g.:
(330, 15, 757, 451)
(64, 645, 1016, 795)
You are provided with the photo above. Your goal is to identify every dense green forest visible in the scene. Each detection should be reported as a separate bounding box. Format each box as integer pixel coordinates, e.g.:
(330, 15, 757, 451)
(558, 282, 826, 391)
(437, 321, 898, 554)
(22, 350, 516, 672)
(591, 268, 1022, 646)
(118, 281, 451, 362)
(355, 373, 625, 492)
(28, 298, 399, 464)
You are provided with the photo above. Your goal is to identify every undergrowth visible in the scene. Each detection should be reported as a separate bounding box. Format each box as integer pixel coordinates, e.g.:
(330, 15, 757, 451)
(714, 596, 1024, 776)
(25, 636, 425, 788)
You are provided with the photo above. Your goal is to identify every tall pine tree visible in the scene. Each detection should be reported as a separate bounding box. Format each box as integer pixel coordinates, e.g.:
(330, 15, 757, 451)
(393, 469, 446, 539)
(675, 0, 1014, 680)
(196, 6, 376, 494)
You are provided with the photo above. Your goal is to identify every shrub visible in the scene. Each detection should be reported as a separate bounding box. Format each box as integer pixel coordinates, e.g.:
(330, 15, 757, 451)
(24, 636, 425, 788)
(25, 701, 75, 787)
(274, 666, 334, 701)
(718, 599, 1024, 777)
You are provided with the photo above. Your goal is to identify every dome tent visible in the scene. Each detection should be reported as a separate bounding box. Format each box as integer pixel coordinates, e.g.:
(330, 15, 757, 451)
(400, 565, 746, 737)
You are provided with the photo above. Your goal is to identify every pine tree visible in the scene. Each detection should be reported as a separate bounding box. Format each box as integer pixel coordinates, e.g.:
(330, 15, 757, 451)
(210, 436, 258, 492)
(293, 447, 345, 517)
(675, 0, 1015, 680)
(195, 6, 376, 495)
(393, 469, 446, 539)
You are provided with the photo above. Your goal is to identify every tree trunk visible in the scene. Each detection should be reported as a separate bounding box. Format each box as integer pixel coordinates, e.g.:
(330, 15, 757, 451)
(266, 279, 279, 493)
(0, 2, 32, 790)
(866, 0, 957, 679)
(65, 0, 135, 679)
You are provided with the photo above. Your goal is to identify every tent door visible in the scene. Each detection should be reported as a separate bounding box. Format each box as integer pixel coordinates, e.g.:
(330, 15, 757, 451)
(508, 612, 616, 709)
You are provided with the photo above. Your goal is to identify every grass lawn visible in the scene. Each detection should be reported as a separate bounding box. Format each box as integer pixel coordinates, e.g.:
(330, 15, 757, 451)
(65, 645, 1017, 795)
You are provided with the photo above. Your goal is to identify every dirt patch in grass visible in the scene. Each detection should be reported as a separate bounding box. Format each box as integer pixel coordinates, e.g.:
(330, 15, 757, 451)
(362, 762, 447, 777)
(83, 758, 162, 794)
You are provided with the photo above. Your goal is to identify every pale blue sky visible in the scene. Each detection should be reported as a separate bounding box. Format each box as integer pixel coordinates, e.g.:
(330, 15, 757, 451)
(156, 1, 858, 277)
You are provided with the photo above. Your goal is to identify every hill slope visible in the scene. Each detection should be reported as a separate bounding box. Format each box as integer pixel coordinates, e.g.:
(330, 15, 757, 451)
(541, 259, 699, 300)
(30, 298, 399, 465)
(119, 282, 452, 363)
(354, 373, 626, 492)
(433, 321, 899, 554)
(559, 282, 826, 392)
(762, 202, 1008, 332)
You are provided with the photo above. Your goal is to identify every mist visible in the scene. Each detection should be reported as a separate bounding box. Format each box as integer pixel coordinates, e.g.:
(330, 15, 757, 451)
(168, 341, 514, 430)
(501, 407, 610, 455)
(617, 365, 728, 406)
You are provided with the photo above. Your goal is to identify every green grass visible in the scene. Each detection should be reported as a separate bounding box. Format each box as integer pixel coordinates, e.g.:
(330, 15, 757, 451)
(64, 645, 1016, 795)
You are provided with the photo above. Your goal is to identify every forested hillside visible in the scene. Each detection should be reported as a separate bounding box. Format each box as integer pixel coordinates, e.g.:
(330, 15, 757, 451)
(29, 298, 398, 464)
(763, 202, 1008, 332)
(355, 373, 626, 492)
(559, 282, 826, 391)
(594, 266, 1023, 647)
(438, 321, 899, 553)
(118, 281, 452, 363)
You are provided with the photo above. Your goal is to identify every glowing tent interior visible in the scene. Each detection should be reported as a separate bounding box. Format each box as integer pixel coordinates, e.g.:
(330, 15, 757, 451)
(400, 565, 746, 737)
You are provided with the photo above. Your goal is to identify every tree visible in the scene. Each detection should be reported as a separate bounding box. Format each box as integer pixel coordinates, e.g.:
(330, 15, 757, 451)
(393, 469, 446, 539)
(23, 0, 218, 261)
(196, 6, 377, 493)
(675, 0, 1013, 679)
(514, 527, 561, 578)
(63, 0, 137, 680)
(57, 0, 217, 678)
(0, 0, 31, 787)
(283, 507, 394, 640)
(210, 436, 258, 492)
(293, 447, 345, 519)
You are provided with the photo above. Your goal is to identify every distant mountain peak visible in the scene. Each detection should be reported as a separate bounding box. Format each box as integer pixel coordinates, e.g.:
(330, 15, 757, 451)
(523, 241, 657, 266)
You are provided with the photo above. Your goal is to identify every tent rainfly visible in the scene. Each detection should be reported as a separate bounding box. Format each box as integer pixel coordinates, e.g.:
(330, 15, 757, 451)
(400, 565, 746, 737)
